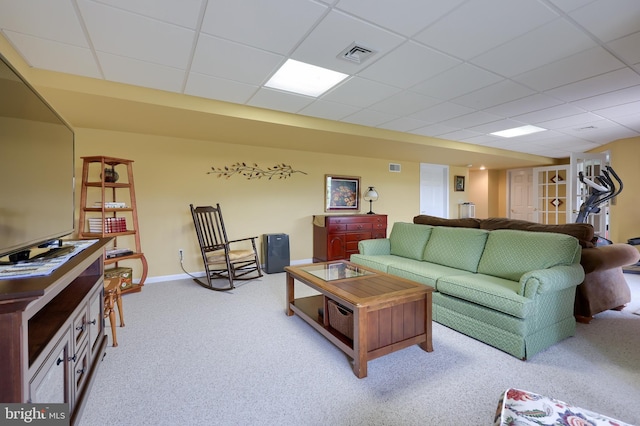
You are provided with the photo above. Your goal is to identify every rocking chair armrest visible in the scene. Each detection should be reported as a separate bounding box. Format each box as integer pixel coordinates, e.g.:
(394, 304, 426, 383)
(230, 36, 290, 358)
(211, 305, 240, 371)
(227, 236, 259, 244)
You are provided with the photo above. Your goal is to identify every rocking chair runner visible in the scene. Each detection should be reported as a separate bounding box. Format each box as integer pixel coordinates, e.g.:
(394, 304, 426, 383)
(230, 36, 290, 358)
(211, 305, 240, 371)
(190, 204, 263, 291)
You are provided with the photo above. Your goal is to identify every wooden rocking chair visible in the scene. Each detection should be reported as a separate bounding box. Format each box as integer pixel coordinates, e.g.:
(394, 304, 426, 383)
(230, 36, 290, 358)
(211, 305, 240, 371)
(190, 204, 263, 291)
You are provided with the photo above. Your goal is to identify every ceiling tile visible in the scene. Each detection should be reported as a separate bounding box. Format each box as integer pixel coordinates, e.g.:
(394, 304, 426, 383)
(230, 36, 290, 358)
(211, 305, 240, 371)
(485, 94, 564, 117)
(95, 0, 204, 28)
(470, 19, 597, 77)
(3, 31, 100, 78)
(201, 0, 327, 54)
(513, 47, 625, 91)
(536, 112, 603, 130)
(369, 90, 440, 116)
(321, 77, 401, 108)
(610, 114, 640, 132)
(291, 10, 405, 75)
(98, 51, 185, 92)
(358, 41, 460, 89)
(247, 87, 315, 113)
(410, 102, 474, 123)
(342, 109, 397, 127)
(571, 84, 640, 111)
(441, 111, 503, 129)
(414, 0, 558, 60)
(438, 129, 484, 141)
(0, 0, 87, 47)
(78, 0, 196, 69)
(546, 68, 640, 102)
(411, 123, 459, 137)
(546, 0, 598, 12)
(336, 0, 466, 37)
(512, 104, 587, 124)
(412, 63, 503, 100)
(453, 80, 534, 110)
(568, 0, 640, 42)
(594, 100, 640, 119)
(191, 34, 283, 85)
(607, 32, 640, 66)
(378, 117, 431, 132)
(298, 99, 360, 121)
(185, 72, 258, 104)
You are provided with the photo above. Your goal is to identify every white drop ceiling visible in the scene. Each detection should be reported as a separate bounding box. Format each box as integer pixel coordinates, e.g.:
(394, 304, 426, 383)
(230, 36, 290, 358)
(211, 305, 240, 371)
(1, 0, 639, 159)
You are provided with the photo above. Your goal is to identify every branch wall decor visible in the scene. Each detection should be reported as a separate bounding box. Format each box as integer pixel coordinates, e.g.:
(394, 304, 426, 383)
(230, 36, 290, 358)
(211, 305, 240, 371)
(208, 162, 307, 180)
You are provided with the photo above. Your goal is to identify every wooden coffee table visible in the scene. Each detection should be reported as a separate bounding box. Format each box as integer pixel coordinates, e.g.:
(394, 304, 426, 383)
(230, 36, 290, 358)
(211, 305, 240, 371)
(285, 260, 433, 378)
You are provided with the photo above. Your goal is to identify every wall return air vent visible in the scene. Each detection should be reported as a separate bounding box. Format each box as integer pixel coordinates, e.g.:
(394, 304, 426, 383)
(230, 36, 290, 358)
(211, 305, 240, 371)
(389, 163, 401, 173)
(338, 42, 377, 64)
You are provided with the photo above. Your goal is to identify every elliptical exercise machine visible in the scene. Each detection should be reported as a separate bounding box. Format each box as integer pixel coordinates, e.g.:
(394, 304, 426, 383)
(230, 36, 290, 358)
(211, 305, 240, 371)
(575, 165, 623, 246)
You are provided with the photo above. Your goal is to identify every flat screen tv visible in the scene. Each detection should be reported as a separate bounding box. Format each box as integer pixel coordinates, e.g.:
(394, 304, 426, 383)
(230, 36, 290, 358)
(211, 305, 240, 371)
(0, 53, 75, 263)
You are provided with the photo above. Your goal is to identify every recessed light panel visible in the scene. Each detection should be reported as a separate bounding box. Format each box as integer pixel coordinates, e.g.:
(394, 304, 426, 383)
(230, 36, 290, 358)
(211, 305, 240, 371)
(491, 125, 547, 138)
(265, 59, 348, 97)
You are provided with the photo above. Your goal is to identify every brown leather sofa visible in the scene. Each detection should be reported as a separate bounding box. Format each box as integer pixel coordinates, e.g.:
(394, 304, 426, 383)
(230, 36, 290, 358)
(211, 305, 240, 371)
(413, 215, 640, 323)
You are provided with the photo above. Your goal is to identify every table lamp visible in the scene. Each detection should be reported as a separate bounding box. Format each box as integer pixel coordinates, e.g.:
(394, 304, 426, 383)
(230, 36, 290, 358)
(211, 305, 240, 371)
(363, 186, 379, 214)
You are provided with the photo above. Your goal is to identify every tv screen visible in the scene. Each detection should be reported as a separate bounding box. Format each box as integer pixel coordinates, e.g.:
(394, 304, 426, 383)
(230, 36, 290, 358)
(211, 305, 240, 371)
(0, 53, 75, 259)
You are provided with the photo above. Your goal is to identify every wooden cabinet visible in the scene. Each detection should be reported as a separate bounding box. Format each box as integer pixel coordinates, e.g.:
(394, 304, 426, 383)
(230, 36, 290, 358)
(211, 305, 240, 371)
(313, 214, 387, 262)
(0, 238, 111, 426)
(78, 156, 148, 292)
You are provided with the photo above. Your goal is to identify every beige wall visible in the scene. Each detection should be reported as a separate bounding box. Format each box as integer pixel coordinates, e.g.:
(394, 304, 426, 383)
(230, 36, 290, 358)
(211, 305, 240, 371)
(73, 128, 420, 279)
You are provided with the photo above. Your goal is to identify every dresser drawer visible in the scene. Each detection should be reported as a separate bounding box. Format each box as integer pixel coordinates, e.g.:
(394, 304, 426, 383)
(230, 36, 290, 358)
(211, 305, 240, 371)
(346, 222, 372, 231)
(346, 232, 372, 241)
(328, 224, 347, 232)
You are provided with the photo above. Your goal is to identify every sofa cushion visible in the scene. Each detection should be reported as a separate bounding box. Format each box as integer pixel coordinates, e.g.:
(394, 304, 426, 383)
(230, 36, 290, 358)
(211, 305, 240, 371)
(479, 217, 596, 248)
(423, 227, 489, 272)
(349, 254, 399, 273)
(436, 273, 535, 319)
(389, 222, 433, 261)
(477, 230, 580, 282)
(413, 214, 481, 228)
(387, 260, 472, 288)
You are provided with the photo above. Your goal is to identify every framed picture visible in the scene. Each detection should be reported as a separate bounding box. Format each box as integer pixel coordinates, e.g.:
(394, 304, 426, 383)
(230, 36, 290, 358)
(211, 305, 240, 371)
(325, 175, 360, 212)
(454, 175, 465, 192)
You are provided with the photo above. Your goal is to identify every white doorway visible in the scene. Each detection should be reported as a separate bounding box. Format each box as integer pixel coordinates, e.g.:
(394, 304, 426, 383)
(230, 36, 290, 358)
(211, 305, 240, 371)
(420, 163, 449, 218)
(507, 168, 534, 221)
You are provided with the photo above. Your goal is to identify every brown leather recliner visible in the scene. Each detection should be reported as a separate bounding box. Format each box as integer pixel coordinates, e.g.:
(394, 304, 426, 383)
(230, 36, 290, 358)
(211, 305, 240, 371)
(413, 215, 640, 323)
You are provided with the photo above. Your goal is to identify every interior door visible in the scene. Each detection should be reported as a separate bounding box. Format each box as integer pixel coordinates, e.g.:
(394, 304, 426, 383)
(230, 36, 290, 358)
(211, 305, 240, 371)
(419, 163, 449, 218)
(570, 152, 609, 237)
(508, 169, 533, 220)
(533, 165, 570, 224)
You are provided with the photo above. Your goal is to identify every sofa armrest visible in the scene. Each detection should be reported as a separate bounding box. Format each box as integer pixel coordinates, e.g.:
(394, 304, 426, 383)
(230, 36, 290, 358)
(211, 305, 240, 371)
(358, 238, 391, 255)
(519, 264, 585, 298)
(580, 244, 640, 274)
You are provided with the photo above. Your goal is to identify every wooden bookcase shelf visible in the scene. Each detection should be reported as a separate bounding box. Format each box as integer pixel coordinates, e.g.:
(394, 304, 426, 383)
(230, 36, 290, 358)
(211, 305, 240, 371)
(78, 156, 148, 292)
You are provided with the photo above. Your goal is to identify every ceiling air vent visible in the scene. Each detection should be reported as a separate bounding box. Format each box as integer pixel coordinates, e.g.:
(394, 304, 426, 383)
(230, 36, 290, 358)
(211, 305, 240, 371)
(338, 42, 377, 64)
(389, 163, 401, 173)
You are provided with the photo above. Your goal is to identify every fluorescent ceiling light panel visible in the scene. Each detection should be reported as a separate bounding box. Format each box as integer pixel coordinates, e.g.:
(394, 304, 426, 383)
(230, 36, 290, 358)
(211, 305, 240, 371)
(491, 125, 547, 138)
(265, 59, 348, 97)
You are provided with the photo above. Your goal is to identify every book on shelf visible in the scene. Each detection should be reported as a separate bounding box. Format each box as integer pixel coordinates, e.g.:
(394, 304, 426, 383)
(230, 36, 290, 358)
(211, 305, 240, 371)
(106, 247, 134, 258)
(93, 201, 127, 208)
(87, 217, 127, 233)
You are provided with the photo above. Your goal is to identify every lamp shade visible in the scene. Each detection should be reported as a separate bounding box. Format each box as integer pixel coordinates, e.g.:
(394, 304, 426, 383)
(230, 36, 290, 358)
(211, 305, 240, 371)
(364, 187, 378, 201)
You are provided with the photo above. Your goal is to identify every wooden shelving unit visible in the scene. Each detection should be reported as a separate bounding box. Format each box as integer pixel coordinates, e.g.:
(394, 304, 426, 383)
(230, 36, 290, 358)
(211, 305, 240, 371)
(78, 156, 148, 293)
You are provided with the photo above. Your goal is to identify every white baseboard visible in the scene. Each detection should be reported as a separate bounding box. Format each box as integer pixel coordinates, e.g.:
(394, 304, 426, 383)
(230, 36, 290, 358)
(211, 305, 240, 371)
(138, 258, 313, 284)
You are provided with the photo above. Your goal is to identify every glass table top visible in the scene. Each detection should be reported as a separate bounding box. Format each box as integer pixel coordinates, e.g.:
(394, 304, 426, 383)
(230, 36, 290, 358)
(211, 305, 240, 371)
(298, 262, 375, 282)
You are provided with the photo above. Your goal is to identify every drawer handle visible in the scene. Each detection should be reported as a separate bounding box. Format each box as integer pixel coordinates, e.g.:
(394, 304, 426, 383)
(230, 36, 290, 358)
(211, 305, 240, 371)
(75, 324, 86, 332)
(68, 354, 77, 363)
(89, 319, 97, 326)
(76, 368, 86, 375)
(56, 357, 64, 366)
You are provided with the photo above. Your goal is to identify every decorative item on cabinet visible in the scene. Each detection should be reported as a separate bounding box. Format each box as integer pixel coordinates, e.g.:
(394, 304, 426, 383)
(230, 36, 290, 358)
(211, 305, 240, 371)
(363, 186, 379, 214)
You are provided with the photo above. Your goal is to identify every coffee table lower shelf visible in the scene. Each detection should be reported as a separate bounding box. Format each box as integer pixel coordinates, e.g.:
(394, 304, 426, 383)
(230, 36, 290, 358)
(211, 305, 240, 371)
(290, 295, 355, 356)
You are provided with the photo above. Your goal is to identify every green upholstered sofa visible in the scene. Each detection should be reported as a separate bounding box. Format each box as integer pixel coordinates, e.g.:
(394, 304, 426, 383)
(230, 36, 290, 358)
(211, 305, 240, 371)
(350, 222, 585, 360)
